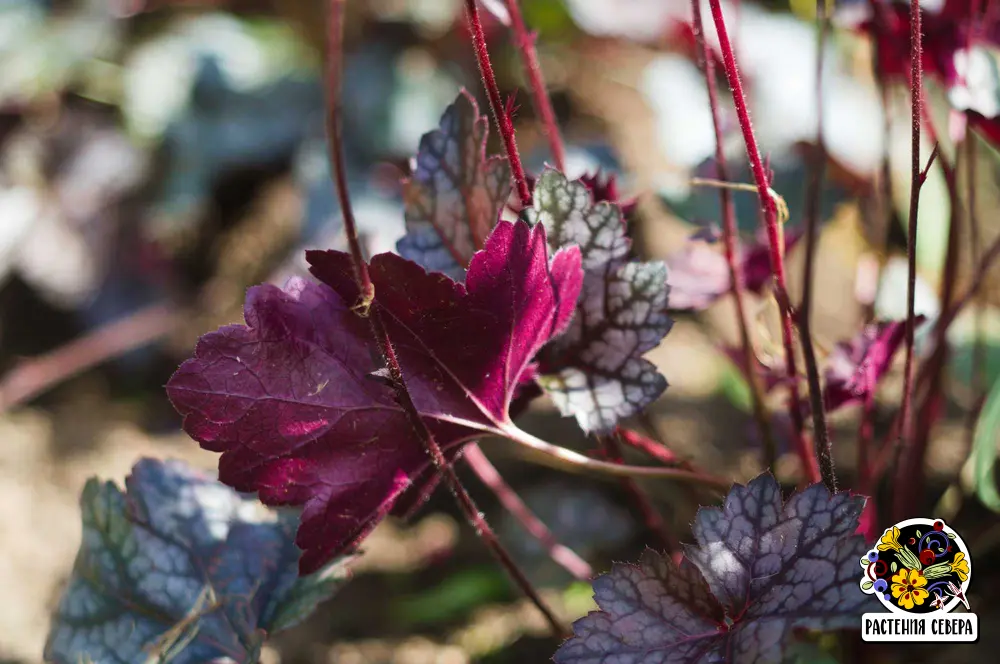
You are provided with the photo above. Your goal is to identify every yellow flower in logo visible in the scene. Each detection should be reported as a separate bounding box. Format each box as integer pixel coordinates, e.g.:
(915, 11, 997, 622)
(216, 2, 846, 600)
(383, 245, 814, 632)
(950, 552, 969, 582)
(891, 568, 929, 610)
(878, 526, 902, 552)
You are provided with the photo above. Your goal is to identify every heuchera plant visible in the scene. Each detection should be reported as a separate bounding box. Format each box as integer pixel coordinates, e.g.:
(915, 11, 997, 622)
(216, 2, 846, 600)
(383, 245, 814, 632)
(161, 0, 880, 658)
(51, 0, 1000, 659)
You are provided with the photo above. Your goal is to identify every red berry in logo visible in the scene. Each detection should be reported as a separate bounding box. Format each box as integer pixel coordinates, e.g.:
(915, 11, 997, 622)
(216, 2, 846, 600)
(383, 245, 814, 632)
(933, 520, 944, 531)
(920, 549, 935, 565)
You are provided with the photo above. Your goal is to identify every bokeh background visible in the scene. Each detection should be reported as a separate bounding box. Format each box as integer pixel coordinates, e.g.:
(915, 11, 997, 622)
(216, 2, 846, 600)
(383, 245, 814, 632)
(2, 0, 999, 662)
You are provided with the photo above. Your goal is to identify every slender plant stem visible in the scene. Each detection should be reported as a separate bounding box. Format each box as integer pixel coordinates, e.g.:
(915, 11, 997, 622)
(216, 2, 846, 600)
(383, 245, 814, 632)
(690, 0, 777, 469)
(706, 0, 819, 484)
(326, 0, 564, 637)
(503, 425, 731, 488)
(503, 0, 566, 171)
(799, 0, 837, 492)
(464, 0, 532, 207)
(325, 0, 373, 311)
(856, 394, 879, 541)
(617, 426, 685, 467)
(464, 444, 592, 580)
(894, 0, 924, 506)
(870, 228, 1000, 481)
(0, 303, 176, 413)
(601, 433, 681, 560)
(893, 103, 961, 520)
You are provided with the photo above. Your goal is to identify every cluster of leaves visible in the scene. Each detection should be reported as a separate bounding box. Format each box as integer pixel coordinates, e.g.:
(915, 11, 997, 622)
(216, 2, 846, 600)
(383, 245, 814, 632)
(165, 90, 676, 575)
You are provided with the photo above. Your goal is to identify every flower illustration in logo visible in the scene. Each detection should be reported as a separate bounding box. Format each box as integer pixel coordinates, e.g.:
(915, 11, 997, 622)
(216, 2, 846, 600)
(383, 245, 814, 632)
(860, 518, 972, 615)
(878, 526, 902, 552)
(950, 552, 970, 582)
(891, 568, 928, 610)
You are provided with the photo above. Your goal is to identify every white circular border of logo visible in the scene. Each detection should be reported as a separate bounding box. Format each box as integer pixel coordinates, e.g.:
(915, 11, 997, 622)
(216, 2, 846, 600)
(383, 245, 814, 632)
(860, 517, 972, 615)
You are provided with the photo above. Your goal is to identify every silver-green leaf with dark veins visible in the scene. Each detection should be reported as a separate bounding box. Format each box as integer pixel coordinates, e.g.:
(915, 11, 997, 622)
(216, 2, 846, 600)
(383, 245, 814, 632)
(526, 168, 672, 433)
(44, 458, 354, 664)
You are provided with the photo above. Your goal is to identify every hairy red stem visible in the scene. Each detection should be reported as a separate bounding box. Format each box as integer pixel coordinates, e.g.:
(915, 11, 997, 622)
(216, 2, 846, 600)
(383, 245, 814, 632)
(0, 303, 176, 413)
(326, 0, 564, 636)
(503, 0, 566, 171)
(799, 0, 837, 492)
(464, 0, 532, 206)
(326, 0, 373, 309)
(617, 427, 684, 467)
(706, 0, 819, 484)
(464, 444, 592, 580)
(893, 0, 924, 506)
(690, 0, 777, 468)
(894, 102, 961, 520)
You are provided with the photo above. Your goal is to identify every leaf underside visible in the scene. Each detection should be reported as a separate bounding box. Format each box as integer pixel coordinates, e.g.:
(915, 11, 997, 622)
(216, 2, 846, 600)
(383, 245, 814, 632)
(555, 473, 873, 664)
(396, 90, 512, 280)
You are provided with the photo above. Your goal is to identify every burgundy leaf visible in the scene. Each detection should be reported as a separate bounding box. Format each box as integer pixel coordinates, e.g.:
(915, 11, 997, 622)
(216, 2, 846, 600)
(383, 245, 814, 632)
(579, 170, 638, 219)
(396, 91, 512, 280)
(556, 474, 873, 664)
(664, 237, 730, 311)
(167, 220, 581, 573)
(823, 316, 926, 412)
(526, 169, 673, 433)
(857, 0, 977, 87)
(741, 226, 805, 294)
(665, 226, 804, 311)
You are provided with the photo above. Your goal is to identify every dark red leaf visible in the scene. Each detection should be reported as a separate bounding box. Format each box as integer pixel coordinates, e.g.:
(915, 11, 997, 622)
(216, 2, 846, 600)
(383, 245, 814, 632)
(167, 220, 581, 573)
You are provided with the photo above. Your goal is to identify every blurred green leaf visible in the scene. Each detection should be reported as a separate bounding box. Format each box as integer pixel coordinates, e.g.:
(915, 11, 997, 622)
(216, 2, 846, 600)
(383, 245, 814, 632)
(392, 568, 510, 627)
(718, 362, 753, 414)
(972, 376, 1000, 511)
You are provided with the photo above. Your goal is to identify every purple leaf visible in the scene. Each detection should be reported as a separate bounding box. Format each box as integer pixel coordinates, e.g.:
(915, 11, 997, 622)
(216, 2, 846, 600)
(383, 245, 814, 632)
(396, 91, 512, 280)
(579, 170, 638, 219)
(823, 317, 926, 412)
(167, 220, 582, 573)
(741, 227, 805, 294)
(665, 236, 730, 311)
(556, 474, 872, 664)
(44, 459, 353, 664)
(665, 227, 805, 311)
(526, 169, 673, 433)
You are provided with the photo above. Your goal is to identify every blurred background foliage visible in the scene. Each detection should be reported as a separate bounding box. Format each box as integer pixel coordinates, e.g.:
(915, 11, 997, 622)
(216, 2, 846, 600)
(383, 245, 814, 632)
(2, 0, 1000, 662)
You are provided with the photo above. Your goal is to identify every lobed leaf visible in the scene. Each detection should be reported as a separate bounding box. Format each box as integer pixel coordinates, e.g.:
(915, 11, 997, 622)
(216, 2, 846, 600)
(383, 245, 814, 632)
(396, 90, 512, 280)
(167, 220, 582, 573)
(44, 458, 353, 664)
(527, 168, 672, 433)
(556, 474, 873, 664)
